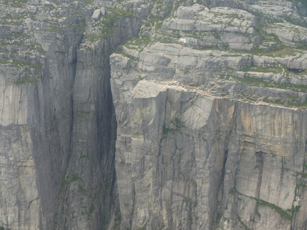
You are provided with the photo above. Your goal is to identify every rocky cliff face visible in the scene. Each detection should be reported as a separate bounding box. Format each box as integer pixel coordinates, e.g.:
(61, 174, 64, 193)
(1, 0, 307, 229)
(111, 1, 307, 229)
(0, 0, 141, 229)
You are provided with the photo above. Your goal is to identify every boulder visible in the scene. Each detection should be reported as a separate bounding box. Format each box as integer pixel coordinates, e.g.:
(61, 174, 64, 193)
(92, 9, 101, 21)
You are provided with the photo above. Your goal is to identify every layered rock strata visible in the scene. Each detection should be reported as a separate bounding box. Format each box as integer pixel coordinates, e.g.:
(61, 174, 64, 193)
(111, 50, 307, 230)
(1, 0, 307, 229)
(111, 2, 307, 229)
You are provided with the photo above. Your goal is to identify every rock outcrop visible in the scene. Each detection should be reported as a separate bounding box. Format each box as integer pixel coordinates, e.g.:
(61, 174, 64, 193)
(110, 1, 307, 229)
(163, 5, 257, 50)
(1, 0, 307, 229)
(0, 0, 141, 229)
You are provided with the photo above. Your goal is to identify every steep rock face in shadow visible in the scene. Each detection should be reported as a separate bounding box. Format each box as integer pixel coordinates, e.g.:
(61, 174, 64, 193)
(29, 25, 83, 230)
(31, 17, 141, 230)
(52, 17, 140, 230)
(0, 1, 141, 229)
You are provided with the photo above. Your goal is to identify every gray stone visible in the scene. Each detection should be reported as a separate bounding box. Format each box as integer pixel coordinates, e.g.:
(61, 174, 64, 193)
(162, 6, 257, 50)
(2, 0, 307, 230)
(92, 9, 101, 21)
(100, 6, 105, 16)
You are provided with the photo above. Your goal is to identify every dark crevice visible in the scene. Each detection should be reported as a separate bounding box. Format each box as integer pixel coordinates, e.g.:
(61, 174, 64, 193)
(52, 33, 83, 230)
(287, 68, 306, 74)
(255, 151, 264, 198)
(220, 149, 229, 195)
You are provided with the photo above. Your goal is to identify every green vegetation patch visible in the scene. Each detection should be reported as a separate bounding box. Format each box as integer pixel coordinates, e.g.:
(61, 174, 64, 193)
(15, 77, 38, 84)
(80, 154, 89, 159)
(0, 60, 9, 65)
(89, 203, 95, 215)
(11, 60, 43, 69)
(76, 109, 93, 119)
(78, 185, 86, 194)
(237, 215, 250, 230)
(173, 0, 188, 11)
(229, 187, 237, 195)
(2, 13, 27, 20)
(3, 0, 28, 7)
(45, 25, 63, 33)
(284, 15, 307, 28)
(107, 8, 134, 17)
(243, 66, 282, 74)
(212, 212, 222, 230)
(124, 35, 151, 48)
(71, 175, 83, 183)
(294, 0, 307, 10)
(302, 173, 307, 178)
(229, 187, 292, 221)
(233, 46, 298, 57)
(256, 199, 292, 221)
(115, 46, 140, 61)
(112, 216, 121, 230)
(162, 118, 185, 138)
(0, 227, 11, 230)
(84, 34, 106, 42)
(59, 171, 69, 195)
(262, 96, 307, 108)
(230, 75, 305, 90)
(83, 0, 94, 4)
(86, 8, 134, 42)
(264, 46, 300, 57)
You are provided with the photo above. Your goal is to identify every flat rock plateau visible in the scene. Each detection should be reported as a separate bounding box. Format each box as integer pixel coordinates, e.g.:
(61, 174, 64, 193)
(1, 0, 307, 229)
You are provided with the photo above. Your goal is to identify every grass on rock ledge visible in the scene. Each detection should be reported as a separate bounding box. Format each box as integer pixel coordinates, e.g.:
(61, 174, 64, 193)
(85, 8, 134, 42)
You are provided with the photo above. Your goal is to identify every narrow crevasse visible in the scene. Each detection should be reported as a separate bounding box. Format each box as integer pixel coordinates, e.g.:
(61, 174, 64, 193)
(0, 3, 142, 229)
(52, 16, 141, 230)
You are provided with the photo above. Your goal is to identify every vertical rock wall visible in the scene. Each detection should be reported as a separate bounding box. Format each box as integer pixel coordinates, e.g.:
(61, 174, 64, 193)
(0, 3, 140, 229)
(1, 0, 307, 229)
(30, 26, 83, 230)
(52, 17, 140, 230)
(110, 55, 307, 230)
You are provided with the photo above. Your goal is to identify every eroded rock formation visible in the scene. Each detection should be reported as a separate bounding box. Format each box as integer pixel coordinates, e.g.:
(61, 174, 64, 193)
(1, 0, 307, 229)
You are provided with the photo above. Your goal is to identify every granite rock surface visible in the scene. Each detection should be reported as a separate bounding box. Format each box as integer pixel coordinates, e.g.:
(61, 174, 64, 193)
(111, 1, 307, 229)
(1, 0, 307, 229)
